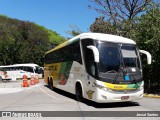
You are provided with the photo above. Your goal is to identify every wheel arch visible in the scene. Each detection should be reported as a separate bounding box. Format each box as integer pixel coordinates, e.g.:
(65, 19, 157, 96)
(75, 80, 85, 98)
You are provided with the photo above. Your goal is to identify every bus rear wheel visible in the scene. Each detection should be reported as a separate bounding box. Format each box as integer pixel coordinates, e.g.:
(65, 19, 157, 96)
(49, 79, 54, 90)
(76, 84, 84, 102)
(48, 78, 54, 90)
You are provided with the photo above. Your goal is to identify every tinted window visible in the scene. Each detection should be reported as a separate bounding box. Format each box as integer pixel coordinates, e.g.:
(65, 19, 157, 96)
(45, 41, 82, 64)
(96, 42, 121, 72)
(121, 45, 140, 68)
(23, 67, 34, 72)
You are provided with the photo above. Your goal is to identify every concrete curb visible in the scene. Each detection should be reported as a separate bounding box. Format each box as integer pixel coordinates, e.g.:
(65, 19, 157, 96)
(143, 94, 160, 98)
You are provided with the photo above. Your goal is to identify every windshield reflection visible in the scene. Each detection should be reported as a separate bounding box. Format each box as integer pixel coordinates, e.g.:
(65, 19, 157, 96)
(96, 41, 121, 73)
(94, 41, 142, 83)
(121, 45, 140, 68)
(95, 41, 141, 73)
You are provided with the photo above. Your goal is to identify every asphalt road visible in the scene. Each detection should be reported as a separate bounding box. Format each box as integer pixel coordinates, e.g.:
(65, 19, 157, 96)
(0, 80, 160, 120)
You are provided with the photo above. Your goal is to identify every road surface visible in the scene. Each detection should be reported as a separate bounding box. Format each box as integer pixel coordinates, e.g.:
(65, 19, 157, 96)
(0, 80, 159, 120)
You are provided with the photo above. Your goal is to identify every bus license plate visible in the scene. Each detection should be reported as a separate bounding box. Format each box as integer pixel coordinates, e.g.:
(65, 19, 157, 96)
(121, 96, 129, 100)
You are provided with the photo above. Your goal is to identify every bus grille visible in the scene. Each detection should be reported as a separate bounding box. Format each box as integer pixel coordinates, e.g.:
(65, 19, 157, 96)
(110, 89, 140, 94)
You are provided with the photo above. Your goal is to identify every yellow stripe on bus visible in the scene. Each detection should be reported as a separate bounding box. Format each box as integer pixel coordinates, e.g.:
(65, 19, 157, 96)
(103, 82, 137, 90)
(45, 63, 62, 80)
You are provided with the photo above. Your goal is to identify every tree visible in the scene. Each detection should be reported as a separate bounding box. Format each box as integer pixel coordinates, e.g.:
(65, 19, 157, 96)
(0, 15, 66, 66)
(89, 0, 151, 23)
(89, 0, 152, 37)
(134, 3, 160, 93)
(66, 25, 83, 37)
(90, 16, 113, 34)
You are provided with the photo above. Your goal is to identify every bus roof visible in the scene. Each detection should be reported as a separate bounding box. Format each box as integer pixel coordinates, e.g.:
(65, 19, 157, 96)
(0, 63, 39, 68)
(46, 33, 136, 54)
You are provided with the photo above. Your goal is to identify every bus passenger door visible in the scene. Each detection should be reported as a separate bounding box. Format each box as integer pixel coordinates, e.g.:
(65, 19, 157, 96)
(85, 48, 97, 99)
(82, 39, 97, 99)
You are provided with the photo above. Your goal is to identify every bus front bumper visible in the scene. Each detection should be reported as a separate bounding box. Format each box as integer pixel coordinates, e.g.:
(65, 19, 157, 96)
(94, 88, 143, 103)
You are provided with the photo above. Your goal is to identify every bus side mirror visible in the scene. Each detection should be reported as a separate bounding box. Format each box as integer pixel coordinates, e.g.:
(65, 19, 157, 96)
(139, 50, 152, 65)
(87, 45, 99, 63)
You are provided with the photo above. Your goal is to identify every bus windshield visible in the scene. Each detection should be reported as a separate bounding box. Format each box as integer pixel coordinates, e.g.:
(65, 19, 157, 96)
(96, 41, 121, 73)
(95, 41, 141, 75)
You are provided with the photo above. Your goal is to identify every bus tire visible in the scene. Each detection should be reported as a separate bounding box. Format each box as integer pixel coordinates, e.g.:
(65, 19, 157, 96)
(76, 83, 84, 102)
(50, 78, 54, 90)
(47, 78, 50, 88)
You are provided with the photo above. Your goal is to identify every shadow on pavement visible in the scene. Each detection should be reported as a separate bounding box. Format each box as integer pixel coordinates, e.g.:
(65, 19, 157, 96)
(44, 85, 140, 108)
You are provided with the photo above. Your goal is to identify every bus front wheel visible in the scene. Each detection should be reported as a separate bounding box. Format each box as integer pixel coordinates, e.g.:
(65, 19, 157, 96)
(47, 79, 50, 88)
(76, 83, 84, 102)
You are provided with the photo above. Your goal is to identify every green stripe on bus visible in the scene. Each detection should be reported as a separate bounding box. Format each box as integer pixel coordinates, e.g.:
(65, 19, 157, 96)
(59, 62, 73, 79)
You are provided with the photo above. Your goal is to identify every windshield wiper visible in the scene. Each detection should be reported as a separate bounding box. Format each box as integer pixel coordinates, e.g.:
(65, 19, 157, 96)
(112, 71, 120, 84)
(106, 70, 117, 73)
(112, 67, 126, 84)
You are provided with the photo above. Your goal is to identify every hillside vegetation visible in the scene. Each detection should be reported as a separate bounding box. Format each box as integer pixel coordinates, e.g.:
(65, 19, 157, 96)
(0, 15, 66, 66)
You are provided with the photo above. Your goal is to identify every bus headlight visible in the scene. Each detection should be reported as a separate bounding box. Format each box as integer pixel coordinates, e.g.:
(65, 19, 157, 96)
(94, 82, 109, 92)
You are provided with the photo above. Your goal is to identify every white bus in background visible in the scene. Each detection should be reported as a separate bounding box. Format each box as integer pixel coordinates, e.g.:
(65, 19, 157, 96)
(0, 63, 43, 81)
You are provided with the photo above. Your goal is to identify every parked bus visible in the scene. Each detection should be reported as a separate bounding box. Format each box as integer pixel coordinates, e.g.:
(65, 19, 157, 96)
(44, 33, 151, 103)
(0, 63, 43, 81)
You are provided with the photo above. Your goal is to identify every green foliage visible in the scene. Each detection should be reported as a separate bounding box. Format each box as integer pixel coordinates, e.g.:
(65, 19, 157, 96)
(90, 16, 139, 39)
(0, 15, 66, 66)
(134, 4, 160, 93)
(47, 29, 65, 45)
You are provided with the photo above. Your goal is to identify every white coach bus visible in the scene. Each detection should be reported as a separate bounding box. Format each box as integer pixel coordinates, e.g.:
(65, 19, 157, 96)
(0, 63, 43, 81)
(44, 33, 151, 103)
